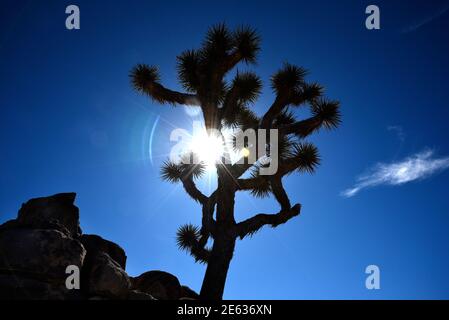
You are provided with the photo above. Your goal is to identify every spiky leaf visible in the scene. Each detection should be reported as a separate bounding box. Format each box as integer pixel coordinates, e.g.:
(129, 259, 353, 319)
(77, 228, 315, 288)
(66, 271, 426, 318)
(232, 71, 262, 104)
(202, 23, 232, 62)
(235, 107, 259, 131)
(130, 64, 160, 94)
(248, 169, 271, 198)
(177, 50, 201, 92)
(301, 82, 323, 102)
(176, 224, 200, 251)
(312, 98, 341, 129)
(176, 224, 210, 264)
(180, 156, 207, 180)
(160, 161, 183, 183)
(274, 109, 296, 127)
(278, 134, 296, 160)
(232, 26, 261, 64)
(271, 63, 307, 93)
(292, 142, 320, 173)
(291, 82, 324, 105)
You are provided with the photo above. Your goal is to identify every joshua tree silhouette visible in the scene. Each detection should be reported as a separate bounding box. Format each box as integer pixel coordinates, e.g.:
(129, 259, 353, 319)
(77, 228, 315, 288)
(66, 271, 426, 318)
(131, 24, 340, 300)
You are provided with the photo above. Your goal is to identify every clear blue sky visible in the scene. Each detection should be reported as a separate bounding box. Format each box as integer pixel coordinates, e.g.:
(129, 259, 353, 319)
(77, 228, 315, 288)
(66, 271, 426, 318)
(1, 0, 449, 299)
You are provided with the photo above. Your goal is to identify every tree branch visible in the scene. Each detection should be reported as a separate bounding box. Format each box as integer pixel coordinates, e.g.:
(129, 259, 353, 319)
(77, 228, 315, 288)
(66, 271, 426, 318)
(145, 82, 199, 106)
(280, 116, 322, 138)
(177, 192, 217, 264)
(182, 177, 208, 204)
(176, 224, 211, 263)
(278, 158, 301, 176)
(235, 204, 301, 239)
(260, 96, 288, 129)
(200, 191, 217, 244)
(131, 64, 199, 106)
(281, 98, 341, 137)
(261, 80, 324, 130)
(236, 178, 260, 190)
(270, 176, 291, 211)
(189, 243, 211, 264)
(230, 161, 257, 179)
(221, 85, 240, 123)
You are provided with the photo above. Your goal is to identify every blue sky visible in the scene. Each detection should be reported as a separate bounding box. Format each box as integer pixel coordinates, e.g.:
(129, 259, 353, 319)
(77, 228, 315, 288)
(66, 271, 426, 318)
(1, 0, 449, 299)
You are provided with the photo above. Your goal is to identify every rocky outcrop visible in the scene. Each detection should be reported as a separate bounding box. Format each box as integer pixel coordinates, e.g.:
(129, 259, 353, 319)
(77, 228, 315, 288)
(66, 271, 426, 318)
(80, 234, 127, 269)
(0, 274, 84, 300)
(0, 228, 86, 280)
(127, 289, 157, 300)
(132, 270, 182, 300)
(16, 193, 81, 237)
(85, 252, 131, 298)
(181, 285, 200, 299)
(0, 193, 198, 300)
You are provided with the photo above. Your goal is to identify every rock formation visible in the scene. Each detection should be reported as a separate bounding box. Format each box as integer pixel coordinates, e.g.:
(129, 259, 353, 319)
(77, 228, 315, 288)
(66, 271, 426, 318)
(0, 193, 197, 300)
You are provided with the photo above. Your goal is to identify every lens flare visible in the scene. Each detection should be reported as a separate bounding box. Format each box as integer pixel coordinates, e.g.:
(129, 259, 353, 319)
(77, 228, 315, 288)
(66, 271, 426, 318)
(241, 147, 250, 158)
(189, 131, 225, 170)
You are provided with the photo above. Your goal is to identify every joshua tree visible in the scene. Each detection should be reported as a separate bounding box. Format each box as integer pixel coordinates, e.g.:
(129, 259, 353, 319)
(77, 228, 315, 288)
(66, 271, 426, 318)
(130, 24, 340, 300)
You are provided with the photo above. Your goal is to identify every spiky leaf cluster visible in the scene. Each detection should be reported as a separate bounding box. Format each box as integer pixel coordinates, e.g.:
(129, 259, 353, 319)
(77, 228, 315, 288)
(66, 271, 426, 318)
(312, 98, 341, 129)
(248, 169, 271, 198)
(271, 63, 307, 94)
(289, 142, 320, 174)
(160, 157, 206, 183)
(130, 64, 160, 94)
(176, 224, 210, 264)
(231, 71, 262, 104)
(176, 24, 261, 95)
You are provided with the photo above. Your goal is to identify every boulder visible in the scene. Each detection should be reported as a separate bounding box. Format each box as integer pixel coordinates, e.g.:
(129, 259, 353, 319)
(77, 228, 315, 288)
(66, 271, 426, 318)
(0, 274, 85, 300)
(0, 228, 86, 280)
(131, 270, 181, 300)
(80, 234, 127, 269)
(88, 296, 108, 300)
(0, 219, 22, 231)
(127, 290, 156, 300)
(16, 193, 81, 237)
(0, 192, 190, 301)
(85, 252, 131, 298)
(180, 285, 199, 299)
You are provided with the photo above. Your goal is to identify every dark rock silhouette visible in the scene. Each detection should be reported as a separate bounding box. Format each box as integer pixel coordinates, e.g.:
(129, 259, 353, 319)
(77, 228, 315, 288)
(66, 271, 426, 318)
(80, 234, 127, 269)
(0, 228, 86, 280)
(132, 270, 181, 300)
(0, 193, 197, 300)
(17, 192, 81, 237)
(85, 251, 131, 298)
(180, 285, 200, 300)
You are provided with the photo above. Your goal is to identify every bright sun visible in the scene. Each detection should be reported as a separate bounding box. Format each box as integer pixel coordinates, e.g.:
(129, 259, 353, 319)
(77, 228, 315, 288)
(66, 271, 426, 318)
(189, 131, 225, 170)
(186, 127, 250, 173)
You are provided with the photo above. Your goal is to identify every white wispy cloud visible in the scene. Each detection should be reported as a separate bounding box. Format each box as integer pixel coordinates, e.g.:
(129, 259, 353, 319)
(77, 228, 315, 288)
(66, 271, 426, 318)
(401, 4, 449, 33)
(342, 150, 449, 198)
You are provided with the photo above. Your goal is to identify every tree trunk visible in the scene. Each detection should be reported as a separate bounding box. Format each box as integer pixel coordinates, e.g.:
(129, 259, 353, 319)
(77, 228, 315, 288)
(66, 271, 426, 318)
(200, 168, 236, 300)
(199, 234, 236, 300)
